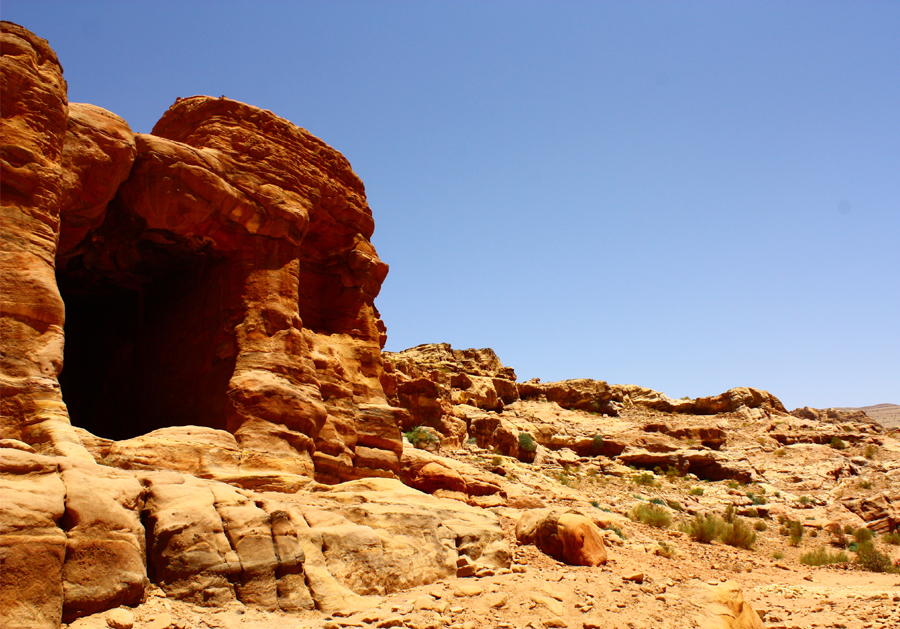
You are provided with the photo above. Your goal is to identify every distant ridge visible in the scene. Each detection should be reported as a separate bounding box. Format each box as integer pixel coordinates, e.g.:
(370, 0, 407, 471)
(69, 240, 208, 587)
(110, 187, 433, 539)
(836, 403, 900, 430)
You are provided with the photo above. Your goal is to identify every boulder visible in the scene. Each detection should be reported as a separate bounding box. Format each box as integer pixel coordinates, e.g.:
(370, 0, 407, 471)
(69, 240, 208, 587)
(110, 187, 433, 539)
(516, 509, 607, 567)
(680, 580, 766, 629)
(0, 450, 67, 629)
(400, 447, 503, 498)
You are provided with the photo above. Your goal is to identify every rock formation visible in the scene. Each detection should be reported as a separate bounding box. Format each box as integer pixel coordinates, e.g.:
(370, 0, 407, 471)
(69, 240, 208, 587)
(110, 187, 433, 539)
(4, 21, 898, 629)
(1, 21, 405, 484)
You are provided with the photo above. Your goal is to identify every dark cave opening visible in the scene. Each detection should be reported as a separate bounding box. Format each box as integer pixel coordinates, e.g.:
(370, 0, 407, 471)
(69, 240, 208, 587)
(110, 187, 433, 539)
(57, 254, 240, 441)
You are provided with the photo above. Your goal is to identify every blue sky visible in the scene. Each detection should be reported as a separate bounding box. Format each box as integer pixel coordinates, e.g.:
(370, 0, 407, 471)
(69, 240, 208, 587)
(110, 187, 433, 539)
(4, 1, 898, 409)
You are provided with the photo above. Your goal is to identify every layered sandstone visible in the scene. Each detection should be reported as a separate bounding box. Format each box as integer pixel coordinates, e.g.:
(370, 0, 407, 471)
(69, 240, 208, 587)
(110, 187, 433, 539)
(1, 21, 404, 484)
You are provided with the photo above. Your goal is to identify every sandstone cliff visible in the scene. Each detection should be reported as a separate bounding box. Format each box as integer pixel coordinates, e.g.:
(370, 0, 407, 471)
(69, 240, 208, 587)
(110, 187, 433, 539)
(1, 21, 405, 485)
(3, 22, 898, 629)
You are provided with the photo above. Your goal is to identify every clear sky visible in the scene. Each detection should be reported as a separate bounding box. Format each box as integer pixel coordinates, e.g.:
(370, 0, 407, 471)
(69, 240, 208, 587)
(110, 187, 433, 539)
(3, 1, 898, 410)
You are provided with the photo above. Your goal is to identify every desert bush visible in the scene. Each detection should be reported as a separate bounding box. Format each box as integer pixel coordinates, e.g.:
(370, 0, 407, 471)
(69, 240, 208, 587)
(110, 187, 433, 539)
(883, 531, 900, 546)
(727, 481, 741, 489)
(799, 547, 849, 566)
(854, 541, 899, 573)
(863, 444, 878, 459)
(681, 514, 727, 544)
(853, 528, 874, 544)
(518, 432, 536, 452)
(754, 520, 768, 532)
(656, 541, 678, 559)
(405, 426, 438, 449)
(590, 433, 604, 455)
(632, 472, 659, 487)
(689, 486, 704, 496)
(774, 448, 786, 457)
(590, 499, 600, 508)
(720, 518, 757, 550)
(603, 524, 625, 539)
(746, 491, 767, 506)
(666, 499, 683, 512)
(858, 480, 873, 490)
(772, 550, 785, 560)
(826, 523, 847, 548)
(798, 495, 812, 505)
(723, 503, 737, 523)
(629, 503, 672, 529)
(788, 519, 804, 546)
(664, 465, 683, 480)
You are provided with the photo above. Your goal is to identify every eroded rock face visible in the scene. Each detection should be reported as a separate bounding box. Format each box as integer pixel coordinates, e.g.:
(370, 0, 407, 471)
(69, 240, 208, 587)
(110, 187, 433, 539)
(2, 21, 404, 483)
(0, 22, 89, 461)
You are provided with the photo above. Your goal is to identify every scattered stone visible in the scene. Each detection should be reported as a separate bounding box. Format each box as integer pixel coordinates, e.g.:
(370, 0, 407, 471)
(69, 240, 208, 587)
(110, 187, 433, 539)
(105, 608, 135, 629)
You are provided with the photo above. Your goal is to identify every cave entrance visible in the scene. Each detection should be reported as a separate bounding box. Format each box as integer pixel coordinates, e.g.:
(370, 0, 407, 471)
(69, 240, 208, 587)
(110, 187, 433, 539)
(57, 251, 240, 441)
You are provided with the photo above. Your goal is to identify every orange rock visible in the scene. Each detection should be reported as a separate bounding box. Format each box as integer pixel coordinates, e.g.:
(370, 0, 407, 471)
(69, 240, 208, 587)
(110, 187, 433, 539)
(517, 509, 607, 567)
(0, 22, 91, 462)
(3, 22, 401, 480)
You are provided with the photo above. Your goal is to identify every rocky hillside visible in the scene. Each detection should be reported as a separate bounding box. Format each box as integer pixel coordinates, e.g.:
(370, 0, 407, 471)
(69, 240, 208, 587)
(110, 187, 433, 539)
(2, 22, 899, 629)
(838, 404, 900, 431)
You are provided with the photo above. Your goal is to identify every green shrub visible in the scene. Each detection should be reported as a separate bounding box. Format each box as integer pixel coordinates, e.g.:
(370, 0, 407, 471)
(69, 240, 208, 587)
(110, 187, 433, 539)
(666, 499, 683, 512)
(603, 524, 625, 539)
(656, 541, 677, 559)
(665, 465, 682, 479)
(772, 550, 785, 560)
(720, 518, 757, 549)
(491, 455, 503, 466)
(747, 491, 767, 506)
(650, 497, 665, 506)
(590, 499, 600, 508)
(754, 520, 768, 532)
(723, 504, 737, 523)
(883, 531, 900, 546)
(826, 523, 847, 548)
(788, 520, 804, 546)
(518, 432, 536, 452)
(404, 426, 438, 449)
(727, 481, 740, 489)
(799, 547, 849, 566)
(629, 503, 673, 529)
(799, 495, 811, 505)
(853, 528, 874, 544)
(689, 486, 704, 496)
(858, 480, 873, 490)
(681, 514, 727, 544)
(863, 444, 878, 459)
(632, 472, 659, 487)
(854, 541, 898, 573)
(830, 436, 847, 450)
